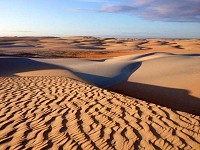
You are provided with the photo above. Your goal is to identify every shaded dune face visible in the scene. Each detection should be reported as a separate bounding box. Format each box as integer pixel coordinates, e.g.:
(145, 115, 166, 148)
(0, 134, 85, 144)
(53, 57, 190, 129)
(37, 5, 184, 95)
(109, 81, 200, 116)
(0, 37, 200, 149)
(0, 77, 199, 149)
(0, 53, 200, 116)
(0, 58, 65, 76)
(109, 53, 200, 115)
(73, 62, 142, 88)
(0, 57, 88, 83)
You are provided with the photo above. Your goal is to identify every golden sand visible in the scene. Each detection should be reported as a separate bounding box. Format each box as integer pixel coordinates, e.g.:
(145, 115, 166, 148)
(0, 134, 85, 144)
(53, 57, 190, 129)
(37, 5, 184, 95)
(0, 37, 200, 149)
(0, 77, 199, 149)
(0, 37, 199, 59)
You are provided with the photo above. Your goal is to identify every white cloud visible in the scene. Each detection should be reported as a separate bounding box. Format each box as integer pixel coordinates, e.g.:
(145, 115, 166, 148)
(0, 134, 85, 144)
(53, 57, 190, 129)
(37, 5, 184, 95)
(99, 0, 200, 22)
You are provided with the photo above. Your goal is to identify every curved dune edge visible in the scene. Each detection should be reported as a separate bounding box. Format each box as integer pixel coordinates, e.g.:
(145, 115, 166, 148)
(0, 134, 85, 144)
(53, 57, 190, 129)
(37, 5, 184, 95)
(108, 53, 200, 115)
(1, 53, 200, 115)
(0, 77, 199, 149)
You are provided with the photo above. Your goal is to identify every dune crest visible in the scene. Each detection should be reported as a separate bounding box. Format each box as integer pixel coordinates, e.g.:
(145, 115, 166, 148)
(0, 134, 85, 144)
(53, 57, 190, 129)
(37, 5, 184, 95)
(1, 52, 200, 115)
(1, 37, 200, 149)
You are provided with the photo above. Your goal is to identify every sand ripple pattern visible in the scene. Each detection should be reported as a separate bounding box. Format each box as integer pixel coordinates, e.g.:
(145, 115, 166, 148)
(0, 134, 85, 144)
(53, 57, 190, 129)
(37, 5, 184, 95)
(0, 77, 199, 150)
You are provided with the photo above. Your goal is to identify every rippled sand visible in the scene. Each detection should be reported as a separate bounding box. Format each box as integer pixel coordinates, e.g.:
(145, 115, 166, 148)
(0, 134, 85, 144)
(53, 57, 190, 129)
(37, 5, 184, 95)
(0, 77, 199, 149)
(0, 36, 200, 149)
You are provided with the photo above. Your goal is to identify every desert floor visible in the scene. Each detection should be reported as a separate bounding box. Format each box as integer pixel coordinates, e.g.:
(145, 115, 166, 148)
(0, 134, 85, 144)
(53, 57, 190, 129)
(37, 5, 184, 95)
(0, 37, 200, 149)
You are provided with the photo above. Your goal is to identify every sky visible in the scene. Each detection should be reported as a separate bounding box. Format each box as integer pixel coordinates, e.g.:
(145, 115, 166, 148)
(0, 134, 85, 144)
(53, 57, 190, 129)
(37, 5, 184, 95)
(0, 0, 200, 38)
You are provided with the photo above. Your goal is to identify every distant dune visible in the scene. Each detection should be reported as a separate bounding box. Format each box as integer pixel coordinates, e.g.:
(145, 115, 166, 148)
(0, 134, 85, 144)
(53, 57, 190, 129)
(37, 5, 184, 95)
(0, 37, 200, 149)
(0, 36, 200, 58)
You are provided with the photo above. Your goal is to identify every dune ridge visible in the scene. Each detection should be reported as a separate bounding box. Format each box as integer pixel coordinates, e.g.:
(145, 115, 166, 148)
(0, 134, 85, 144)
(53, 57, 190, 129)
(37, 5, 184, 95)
(0, 37, 200, 149)
(1, 52, 199, 115)
(0, 77, 199, 149)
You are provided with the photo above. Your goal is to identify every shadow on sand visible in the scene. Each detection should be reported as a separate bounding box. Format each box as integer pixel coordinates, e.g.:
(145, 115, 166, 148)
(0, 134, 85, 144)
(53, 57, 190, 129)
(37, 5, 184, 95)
(109, 81, 200, 116)
(73, 62, 142, 88)
(0, 57, 67, 76)
(1, 57, 199, 115)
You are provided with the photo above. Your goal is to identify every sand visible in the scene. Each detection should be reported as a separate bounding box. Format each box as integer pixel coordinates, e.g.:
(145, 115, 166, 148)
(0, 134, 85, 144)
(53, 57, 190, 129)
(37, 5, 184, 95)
(0, 77, 199, 149)
(1, 52, 199, 115)
(0, 37, 200, 58)
(0, 37, 200, 149)
(109, 53, 200, 115)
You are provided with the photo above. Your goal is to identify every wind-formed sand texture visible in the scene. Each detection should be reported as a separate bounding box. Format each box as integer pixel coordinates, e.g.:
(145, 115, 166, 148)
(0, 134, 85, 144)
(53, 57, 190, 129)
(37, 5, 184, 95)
(0, 37, 200, 150)
(1, 52, 199, 115)
(0, 77, 199, 150)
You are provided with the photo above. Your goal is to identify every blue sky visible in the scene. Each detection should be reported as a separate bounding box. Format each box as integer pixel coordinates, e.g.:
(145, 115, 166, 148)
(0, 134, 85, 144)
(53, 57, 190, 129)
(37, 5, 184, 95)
(0, 0, 200, 38)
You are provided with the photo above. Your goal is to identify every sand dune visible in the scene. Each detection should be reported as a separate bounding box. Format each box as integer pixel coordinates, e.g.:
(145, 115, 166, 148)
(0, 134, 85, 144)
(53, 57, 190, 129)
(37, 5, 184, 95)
(0, 52, 200, 115)
(0, 77, 199, 149)
(0, 37, 200, 149)
(0, 37, 200, 58)
(109, 53, 200, 115)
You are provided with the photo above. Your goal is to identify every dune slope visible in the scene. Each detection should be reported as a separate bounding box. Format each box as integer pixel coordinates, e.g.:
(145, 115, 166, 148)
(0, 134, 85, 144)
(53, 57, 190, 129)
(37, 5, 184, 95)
(109, 53, 200, 115)
(1, 53, 199, 115)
